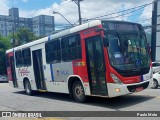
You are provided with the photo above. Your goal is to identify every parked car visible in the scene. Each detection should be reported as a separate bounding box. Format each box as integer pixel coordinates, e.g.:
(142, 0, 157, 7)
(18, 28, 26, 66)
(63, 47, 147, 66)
(152, 72, 160, 89)
(152, 62, 160, 74)
(0, 75, 8, 82)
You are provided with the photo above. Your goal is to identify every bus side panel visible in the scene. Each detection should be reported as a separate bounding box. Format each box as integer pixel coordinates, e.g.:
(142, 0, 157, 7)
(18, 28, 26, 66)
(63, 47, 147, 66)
(47, 62, 72, 93)
(15, 66, 34, 89)
(40, 44, 69, 93)
(72, 33, 89, 82)
(45, 82, 69, 93)
(71, 32, 91, 95)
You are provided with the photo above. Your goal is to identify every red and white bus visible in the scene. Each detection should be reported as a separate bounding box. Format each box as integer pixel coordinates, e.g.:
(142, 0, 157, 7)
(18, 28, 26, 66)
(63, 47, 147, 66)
(6, 20, 152, 102)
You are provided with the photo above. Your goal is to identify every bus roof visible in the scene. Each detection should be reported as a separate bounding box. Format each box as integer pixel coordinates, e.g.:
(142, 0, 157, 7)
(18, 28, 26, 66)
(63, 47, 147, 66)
(6, 20, 141, 54)
(6, 20, 102, 54)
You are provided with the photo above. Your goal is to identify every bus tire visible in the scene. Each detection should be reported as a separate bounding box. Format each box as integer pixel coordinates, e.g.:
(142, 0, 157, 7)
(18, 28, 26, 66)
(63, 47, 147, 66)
(152, 79, 158, 89)
(24, 80, 33, 95)
(72, 81, 86, 103)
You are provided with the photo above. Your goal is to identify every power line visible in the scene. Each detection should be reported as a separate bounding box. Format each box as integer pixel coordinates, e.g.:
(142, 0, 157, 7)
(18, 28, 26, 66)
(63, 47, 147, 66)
(86, 2, 153, 21)
(104, 7, 148, 20)
(53, 1, 73, 11)
(73, 2, 153, 25)
(123, 10, 152, 19)
(143, 23, 160, 29)
(57, 1, 153, 26)
(136, 18, 152, 22)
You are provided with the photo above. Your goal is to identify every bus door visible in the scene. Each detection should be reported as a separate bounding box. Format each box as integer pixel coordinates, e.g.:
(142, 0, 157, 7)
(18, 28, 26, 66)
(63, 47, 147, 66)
(10, 56, 18, 87)
(85, 36, 108, 96)
(32, 49, 46, 90)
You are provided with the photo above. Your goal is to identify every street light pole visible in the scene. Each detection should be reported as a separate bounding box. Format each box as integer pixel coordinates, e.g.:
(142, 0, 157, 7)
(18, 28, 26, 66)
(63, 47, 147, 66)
(72, 0, 83, 25)
(12, 27, 15, 48)
(53, 11, 74, 27)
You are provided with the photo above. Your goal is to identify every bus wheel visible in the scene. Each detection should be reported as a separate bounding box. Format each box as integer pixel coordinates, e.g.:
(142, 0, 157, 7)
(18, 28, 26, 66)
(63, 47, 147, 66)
(24, 80, 33, 95)
(153, 79, 158, 89)
(72, 81, 86, 103)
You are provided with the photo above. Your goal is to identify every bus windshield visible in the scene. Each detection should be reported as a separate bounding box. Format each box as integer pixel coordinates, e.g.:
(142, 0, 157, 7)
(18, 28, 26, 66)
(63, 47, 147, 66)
(102, 21, 150, 72)
(106, 32, 150, 70)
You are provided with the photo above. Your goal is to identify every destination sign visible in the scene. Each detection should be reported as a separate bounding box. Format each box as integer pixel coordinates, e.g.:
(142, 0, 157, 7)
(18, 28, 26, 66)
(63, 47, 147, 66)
(103, 21, 140, 31)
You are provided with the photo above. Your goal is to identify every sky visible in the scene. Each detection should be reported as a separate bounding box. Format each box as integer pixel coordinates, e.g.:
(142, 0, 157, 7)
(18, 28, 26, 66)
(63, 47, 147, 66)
(0, 0, 153, 28)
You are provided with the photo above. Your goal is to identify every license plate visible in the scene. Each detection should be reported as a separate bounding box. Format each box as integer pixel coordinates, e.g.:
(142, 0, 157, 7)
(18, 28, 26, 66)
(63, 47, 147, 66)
(136, 87, 143, 92)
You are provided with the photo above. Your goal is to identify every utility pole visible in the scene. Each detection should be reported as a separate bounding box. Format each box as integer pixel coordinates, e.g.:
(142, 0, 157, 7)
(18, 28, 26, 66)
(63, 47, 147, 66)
(151, 0, 158, 61)
(72, 0, 83, 25)
(12, 26, 15, 48)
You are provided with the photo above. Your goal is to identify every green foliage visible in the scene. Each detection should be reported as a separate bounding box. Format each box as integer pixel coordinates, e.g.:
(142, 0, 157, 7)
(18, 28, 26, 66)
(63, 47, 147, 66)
(0, 28, 38, 75)
(16, 28, 38, 46)
(0, 34, 11, 74)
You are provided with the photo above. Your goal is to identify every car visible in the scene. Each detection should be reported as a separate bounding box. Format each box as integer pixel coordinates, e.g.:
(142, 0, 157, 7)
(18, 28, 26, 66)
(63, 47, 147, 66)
(152, 72, 160, 89)
(0, 75, 8, 82)
(152, 62, 160, 74)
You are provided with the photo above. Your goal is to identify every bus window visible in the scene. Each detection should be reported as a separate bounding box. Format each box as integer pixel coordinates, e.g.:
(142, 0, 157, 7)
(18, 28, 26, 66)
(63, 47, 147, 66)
(15, 50, 23, 67)
(22, 48, 31, 66)
(45, 39, 61, 63)
(61, 34, 82, 61)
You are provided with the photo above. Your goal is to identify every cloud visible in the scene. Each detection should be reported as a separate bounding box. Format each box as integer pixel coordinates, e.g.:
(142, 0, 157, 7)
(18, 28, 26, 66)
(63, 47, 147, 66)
(138, 0, 153, 26)
(22, 0, 152, 26)
(0, 0, 153, 27)
(0, 0, 9, 15)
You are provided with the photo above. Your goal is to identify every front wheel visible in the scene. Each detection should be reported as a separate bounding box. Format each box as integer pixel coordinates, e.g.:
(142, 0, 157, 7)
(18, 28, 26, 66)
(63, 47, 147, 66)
(24, 80, 33, 95)
(72, 81, 86, 103)
(152, 79, 158, 89)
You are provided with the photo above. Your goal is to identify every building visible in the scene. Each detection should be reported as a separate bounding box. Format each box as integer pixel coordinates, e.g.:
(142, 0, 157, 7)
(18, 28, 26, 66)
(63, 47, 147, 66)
(151, 0, 160, 61)
(0, 8, 55, 37)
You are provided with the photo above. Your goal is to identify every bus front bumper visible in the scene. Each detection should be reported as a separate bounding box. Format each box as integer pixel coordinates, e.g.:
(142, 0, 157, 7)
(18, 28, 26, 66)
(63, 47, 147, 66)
(107, 79, 152, 98)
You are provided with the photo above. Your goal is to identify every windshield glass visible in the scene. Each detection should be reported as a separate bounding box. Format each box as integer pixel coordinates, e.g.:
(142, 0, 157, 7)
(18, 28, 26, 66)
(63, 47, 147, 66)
(107, 32, 150, 70)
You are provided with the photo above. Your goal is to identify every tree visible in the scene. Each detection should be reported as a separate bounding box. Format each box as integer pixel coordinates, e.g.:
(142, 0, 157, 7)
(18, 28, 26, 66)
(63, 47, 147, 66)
(0, 28, 40, 75)
(0, 34, 11, 75)
(16, 28, 38, 46)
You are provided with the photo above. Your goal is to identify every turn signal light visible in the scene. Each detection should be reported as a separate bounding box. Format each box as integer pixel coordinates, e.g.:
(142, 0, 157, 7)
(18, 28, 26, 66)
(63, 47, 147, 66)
(74, 61, 85, 66)
(115, 88, 121, 92)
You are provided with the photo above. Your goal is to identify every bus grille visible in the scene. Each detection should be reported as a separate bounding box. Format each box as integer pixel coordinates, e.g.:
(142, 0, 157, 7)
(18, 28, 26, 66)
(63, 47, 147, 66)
(127, 81, 149, 92)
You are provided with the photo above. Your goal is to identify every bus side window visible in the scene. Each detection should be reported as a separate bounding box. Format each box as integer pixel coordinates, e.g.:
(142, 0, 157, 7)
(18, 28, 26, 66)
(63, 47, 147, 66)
(61, 34, 82, 61)
(45, 39, 61, 64)
(22, 48, 31, 67)
(15, 50, 23, 67)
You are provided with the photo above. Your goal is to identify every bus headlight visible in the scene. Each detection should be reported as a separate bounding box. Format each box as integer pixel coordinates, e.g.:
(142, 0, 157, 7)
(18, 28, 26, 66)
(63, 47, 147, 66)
(110, 73, 123, 84)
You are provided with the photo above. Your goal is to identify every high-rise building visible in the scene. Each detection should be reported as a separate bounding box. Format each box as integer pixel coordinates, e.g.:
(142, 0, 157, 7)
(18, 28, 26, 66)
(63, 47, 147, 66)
(0, 8, 55, 37)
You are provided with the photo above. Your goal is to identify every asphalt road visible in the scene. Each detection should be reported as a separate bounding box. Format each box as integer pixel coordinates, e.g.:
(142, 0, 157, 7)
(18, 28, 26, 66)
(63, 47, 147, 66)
(0, 83, 160, 120)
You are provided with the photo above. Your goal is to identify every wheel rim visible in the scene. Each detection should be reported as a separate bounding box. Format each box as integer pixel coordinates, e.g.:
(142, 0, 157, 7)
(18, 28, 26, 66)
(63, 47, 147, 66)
(25, 82, 31, 94)
(75, 84, 84, 99)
